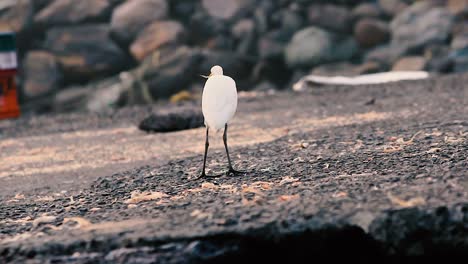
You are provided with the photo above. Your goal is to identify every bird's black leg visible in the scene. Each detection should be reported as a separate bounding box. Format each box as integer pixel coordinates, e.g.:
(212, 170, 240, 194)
(196, 127, 223, 179)
(223, 124, 244, 175)
(200, 127, 209, 178)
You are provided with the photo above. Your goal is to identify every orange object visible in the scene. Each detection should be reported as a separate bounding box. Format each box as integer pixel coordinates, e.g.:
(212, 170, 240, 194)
(0, 32, 20, 119)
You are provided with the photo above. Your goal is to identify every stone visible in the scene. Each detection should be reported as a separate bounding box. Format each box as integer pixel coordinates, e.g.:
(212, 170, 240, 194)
(447, 0, 468, 16)
(451, 48, 468, 72)
(310, 61, 382, 77)
(424, 45, 453, 73)
(351, 3, 383, 20)
(354, 18, 390, 48)
(307, 4, 353, 33)
(392, 56, 427, 71)
(231, 19, 255, 39)
(34, 0, 110, 27)
(451, 33, 468, 51)
(258, 31, 287, 60)
(130, 20, 186, 61)
(279, 10, 304, 32)
(201, 0, 252, 20)
(311, 62, 359, 77)
(44, 24, 127, 80)
(138, 110, 204, 133)
(0, 0, 33, 33)
(54, 86, 89, 112)
(285, 26, 358, 68)
(199, 49, 253, 83)
(378, 0, 408, 17)
(22, 51, 62, 99)
(253, 81, 277, 92)
(365, 44, 408, 69)
(390, 2, 454, 52)
(110, 0, 168, 44)
(140, 46, 203, 99)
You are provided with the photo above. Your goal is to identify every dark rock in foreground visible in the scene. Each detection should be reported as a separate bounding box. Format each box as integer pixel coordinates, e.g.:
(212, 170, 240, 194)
(139, 110, 204, 133)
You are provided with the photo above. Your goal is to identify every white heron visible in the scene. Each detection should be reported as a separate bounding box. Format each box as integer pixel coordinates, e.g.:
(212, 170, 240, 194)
(198, 65, 243, 178)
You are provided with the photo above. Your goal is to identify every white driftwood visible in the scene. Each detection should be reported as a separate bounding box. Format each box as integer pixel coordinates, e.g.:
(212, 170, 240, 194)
(293, 71, 430, 91)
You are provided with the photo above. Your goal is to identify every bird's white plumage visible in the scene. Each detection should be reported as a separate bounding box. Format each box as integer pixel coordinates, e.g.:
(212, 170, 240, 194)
(202, 66, 238, 131)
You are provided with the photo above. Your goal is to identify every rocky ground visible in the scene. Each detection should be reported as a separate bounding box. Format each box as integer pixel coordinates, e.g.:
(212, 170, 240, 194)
(0, 74, 467, 262)
(1, 0, 467, 114)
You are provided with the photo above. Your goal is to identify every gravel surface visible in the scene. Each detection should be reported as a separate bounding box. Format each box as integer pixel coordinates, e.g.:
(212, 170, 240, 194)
(0, 73, 467, 262)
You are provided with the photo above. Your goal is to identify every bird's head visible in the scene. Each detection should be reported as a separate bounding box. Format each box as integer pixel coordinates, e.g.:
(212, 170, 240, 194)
(200, 65, 223, 79)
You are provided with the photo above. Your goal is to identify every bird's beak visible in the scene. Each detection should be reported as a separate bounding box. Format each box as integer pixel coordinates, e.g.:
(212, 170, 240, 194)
(200, 73, 212, 79)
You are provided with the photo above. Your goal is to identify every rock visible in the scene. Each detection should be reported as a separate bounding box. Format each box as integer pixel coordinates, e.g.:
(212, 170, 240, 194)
(424, 45, 453, 73)
(231, 19, 255, 39)
(22, 51, 62, 99)
(231, 20, 256, 56)
(311, 62, 359, 77)
(141, 46, 203, 99)
(130, 20, 186, 61)
(310, 61, 382, 76)
(354, 18, 390, 48)
(279, 10, 304, 32)
(447, 0, 468, 16)
(390, 2, 454, 52)
(451, 33, 468, 50)
(351, 3, 383, 20)
(201, 0, 252, 20)
(253, 81, 277, 92)
(378, 0, 409, 17)
(365, 44, 408, 69)
(392, 56, 427, 71)
(285, 26, 358, 69)
(44, 24, 127, 80)
(199, 50, 253, 83)
(452, 48, 468, 72)
(54, 86, 89, 112)
(258, 31, 288, 60)
(0, 0, 33, 33)
(110, 0, 168, 44)
(34, 0, 111, 27)
(138, 110, 204, 133)
(307, 4, 353, 33)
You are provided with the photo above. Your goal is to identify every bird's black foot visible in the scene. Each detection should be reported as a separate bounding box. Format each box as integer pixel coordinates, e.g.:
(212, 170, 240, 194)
(193, 171, 224, 180)
(227, 168, 246, 176)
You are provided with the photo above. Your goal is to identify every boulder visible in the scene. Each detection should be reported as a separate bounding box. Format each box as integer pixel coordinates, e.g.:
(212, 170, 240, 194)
(201, 0, 252, 20)
(311, 61, 382, 77)
(0, 0, 33, 33)
(44, 24, 128, 80)
(34, 0, 111, 27)
(390, 2, 454, 52)
(285, 26, 358, 68)
(22, 51, 62, 99)
(140, 46, 204, 99)
(378, 0, 408, 17)
(257, 31, 287, 60)
(231, 19, 255, 39)
(138, 110, 204, 133)
(307, 4, 353, 33)
(424, 45, 453, 73)
(199, 49, 253, 83)
(354, 18, 390, 48)
(351, 3, 383, 20)
(447, 0, 468, 16)
(130, 20, 186, 61)
(391, 56, 427, 71)
(451, 33, 468, 51)
(365, 44, 408, 69)
(110, 0, 168, 44)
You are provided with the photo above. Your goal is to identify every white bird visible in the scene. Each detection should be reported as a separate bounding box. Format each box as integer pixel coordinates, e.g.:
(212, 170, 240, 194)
(199, 65, 243, 178)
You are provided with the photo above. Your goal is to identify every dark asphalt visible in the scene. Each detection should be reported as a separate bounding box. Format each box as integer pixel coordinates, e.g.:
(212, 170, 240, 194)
(0, 73, 467, 262)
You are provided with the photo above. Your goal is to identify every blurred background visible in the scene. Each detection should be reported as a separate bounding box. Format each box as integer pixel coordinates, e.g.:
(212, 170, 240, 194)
(0, 0, 467, 115)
